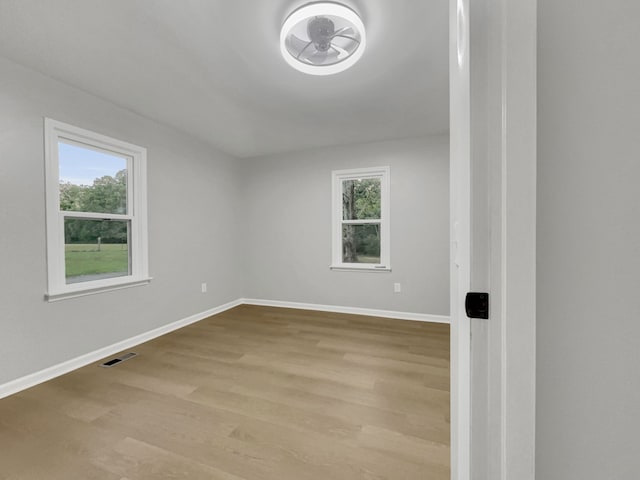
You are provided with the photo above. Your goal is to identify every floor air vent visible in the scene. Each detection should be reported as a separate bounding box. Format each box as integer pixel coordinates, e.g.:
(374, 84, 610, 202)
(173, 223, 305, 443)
(100, 352, 137, 367)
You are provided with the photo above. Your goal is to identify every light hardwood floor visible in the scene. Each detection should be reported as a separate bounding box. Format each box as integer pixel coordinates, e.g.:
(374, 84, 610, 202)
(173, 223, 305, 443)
(0, 305, 450, 479)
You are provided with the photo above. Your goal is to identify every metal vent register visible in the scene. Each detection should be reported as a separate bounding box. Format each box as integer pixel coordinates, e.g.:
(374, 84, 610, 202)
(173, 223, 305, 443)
(100, 352, 137, 367)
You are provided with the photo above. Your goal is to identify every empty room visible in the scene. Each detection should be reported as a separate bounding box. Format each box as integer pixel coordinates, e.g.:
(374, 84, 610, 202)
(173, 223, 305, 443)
(0, 1, 452, 479)
(4, 1, 638, 480)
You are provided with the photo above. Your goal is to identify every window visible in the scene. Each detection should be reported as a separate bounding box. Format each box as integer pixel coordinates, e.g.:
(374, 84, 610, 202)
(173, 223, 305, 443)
(44, 119, 149, 300)
(331, 166, 390, 271)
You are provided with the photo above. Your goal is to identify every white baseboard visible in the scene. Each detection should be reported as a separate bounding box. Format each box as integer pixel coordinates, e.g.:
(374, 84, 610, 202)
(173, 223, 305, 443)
(0, 298, 242, 400)
(240, 298, 450, 324)
(0, 297, 448, 400)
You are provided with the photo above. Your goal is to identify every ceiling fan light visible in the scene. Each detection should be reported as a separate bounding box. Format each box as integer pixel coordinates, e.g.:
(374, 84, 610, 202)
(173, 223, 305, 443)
(280, 2, 366, 76)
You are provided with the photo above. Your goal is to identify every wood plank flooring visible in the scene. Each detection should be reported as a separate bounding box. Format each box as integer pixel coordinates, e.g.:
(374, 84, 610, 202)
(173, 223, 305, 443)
(0, 305, 450, 479)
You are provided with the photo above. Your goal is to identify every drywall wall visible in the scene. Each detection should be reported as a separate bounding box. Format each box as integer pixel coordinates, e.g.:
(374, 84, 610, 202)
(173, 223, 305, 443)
(240, 137, 450, 316)
(0, 58, 243, 385)
(537, 1, 640, 478)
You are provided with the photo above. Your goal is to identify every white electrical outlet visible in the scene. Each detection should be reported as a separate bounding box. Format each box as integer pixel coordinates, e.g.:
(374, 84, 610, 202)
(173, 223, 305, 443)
(394, 282, 401, 293)
(201, 282, 207, 293)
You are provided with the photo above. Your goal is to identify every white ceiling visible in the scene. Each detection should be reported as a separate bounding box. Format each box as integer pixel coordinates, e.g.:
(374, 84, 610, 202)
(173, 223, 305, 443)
(0, 0, 449, 158)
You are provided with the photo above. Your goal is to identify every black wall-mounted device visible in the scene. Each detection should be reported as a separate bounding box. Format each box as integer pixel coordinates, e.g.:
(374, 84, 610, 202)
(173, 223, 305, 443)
(465, 292, 489, 319)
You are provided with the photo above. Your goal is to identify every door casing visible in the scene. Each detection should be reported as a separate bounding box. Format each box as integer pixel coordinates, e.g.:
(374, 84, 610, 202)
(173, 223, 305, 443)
(450, 1, 537, 479)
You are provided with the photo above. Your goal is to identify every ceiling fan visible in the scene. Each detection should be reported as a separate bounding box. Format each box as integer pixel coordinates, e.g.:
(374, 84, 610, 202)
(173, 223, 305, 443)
(280, 3, 366, 75)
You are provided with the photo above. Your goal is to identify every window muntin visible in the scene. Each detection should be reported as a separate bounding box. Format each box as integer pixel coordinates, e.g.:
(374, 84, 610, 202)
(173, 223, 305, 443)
(331, 167, 390, 271)
(45, 119, 149, 300)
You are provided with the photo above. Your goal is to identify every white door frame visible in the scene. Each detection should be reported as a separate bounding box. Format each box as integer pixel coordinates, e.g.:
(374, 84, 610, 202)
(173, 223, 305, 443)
(449, 0, 471, 478)
(450, 0, 537, 479)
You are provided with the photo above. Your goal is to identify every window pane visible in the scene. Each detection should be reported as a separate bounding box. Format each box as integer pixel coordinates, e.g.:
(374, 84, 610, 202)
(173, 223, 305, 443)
(64, 219, 130, 284)
(342, 223, 381, 263)
(59, 141, 128, 214)
(342, 178, 381, 220)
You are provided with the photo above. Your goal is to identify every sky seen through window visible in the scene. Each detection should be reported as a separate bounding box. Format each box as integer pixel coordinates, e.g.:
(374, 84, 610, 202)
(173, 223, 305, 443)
(59, 141, 127, 186)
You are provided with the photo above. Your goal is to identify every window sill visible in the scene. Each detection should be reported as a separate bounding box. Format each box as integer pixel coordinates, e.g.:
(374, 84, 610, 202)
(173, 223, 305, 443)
(330, 265, 392, 273)
(45, 277, 152, 302)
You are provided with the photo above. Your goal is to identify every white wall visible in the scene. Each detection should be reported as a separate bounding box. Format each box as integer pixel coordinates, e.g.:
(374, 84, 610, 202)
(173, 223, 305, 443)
(537, 1, 640, 478)
(0, 58, 243, 384)
(240, 137, 450, 316)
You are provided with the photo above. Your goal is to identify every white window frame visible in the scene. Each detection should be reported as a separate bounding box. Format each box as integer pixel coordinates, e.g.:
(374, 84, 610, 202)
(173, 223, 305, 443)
(44, 118, 150, 301)
(331, 166, 391, 271)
